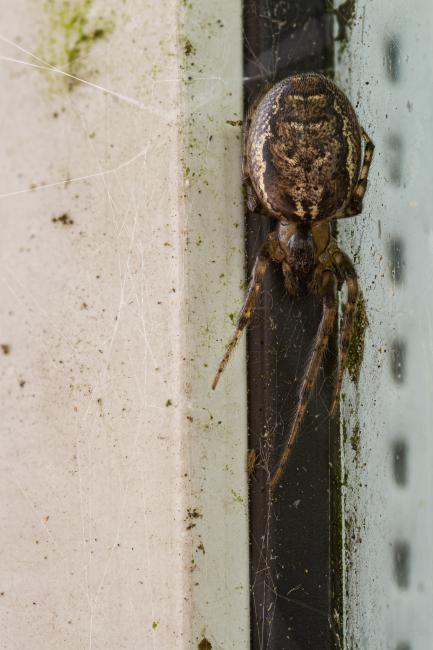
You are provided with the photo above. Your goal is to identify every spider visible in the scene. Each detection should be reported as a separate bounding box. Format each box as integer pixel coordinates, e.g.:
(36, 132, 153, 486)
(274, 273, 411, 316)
(212, 73, 374, 490)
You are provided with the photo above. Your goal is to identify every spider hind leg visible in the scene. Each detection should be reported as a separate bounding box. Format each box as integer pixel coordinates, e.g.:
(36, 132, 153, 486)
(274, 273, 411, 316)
(271, 269, 337, 490)
(212, 238, 272, 390)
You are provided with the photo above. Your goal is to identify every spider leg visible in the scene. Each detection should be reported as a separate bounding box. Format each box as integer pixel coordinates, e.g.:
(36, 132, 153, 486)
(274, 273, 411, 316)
(245, 178, 259, 213)
(342, 128, 375, 218)
(212, 238, 272, 390)
(329, 249, 359, 417)
(242, 100, 261, 212)
(271, 270, 337, 490)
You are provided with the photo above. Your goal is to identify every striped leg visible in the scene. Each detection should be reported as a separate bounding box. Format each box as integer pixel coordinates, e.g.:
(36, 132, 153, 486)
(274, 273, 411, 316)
(271, 270, 337, 490)
(212, 239, 271, 390)
(344, 128, 375, 217)
(329, 250, 359, 417)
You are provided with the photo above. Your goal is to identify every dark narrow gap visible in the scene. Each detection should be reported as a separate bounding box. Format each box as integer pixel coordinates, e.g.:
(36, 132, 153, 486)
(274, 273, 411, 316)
(244, 3, 342, 649)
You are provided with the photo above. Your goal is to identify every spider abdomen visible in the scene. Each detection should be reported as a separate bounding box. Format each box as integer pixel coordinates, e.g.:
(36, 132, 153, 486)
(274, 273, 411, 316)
(247, 73, 362, 222)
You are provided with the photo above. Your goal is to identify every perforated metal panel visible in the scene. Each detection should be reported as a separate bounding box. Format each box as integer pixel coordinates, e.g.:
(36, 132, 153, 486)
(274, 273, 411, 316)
(336, 2, 433, 648)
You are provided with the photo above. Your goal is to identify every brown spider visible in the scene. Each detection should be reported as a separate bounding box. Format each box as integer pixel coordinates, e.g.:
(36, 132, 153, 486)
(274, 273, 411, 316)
(212, 73, 374, 490)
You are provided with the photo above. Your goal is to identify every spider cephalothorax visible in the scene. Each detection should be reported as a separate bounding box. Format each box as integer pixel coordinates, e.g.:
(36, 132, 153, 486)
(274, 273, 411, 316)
(285, 224, 315, 289)
(212, 73, 374, 489)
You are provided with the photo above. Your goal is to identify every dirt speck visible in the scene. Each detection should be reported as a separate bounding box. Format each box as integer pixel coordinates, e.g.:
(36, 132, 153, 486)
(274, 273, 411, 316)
(186, 507, 202, 530)
(52, 213, 74, 226)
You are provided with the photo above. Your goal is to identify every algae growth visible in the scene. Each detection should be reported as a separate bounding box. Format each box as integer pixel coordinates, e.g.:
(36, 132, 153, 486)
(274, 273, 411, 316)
(346, 294, 368, 384)
(41, 0, 114, 90)
(181, 36, 196, 57)
(350, 421, 361, 465)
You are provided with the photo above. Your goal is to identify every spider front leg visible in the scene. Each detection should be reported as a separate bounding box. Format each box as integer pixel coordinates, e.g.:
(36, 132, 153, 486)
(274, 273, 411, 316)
(329, 249, 359, 416)
(344, 128, 375, 217)
(212, 236, 273, 390)
(271, 269, 338, 490)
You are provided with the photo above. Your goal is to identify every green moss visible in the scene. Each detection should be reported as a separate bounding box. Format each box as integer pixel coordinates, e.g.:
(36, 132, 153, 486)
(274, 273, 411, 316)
(350, 422, 361, 465)
(230, 489, 243, 504)
(41, 0, 114, 90)
(344, 516, 352, 543)
(330, 401, 345, 645)
(151, 620, 159, 630)
(342, 418, 347, 444)
(181, 36, 196, 57)
(346, 293, 368, 384)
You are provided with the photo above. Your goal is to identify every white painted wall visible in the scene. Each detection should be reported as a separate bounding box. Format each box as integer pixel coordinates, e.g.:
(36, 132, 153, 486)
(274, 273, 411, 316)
(0, 1, 248, 648)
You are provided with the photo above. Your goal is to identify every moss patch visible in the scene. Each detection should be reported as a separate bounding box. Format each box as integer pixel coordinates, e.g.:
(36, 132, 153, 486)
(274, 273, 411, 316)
(350, 421, 361, 465)
(231, 489, 244, 504)
(41, 0, 114, 90)
(181, 36, 196, 57)
(346, 293, 368, 384)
